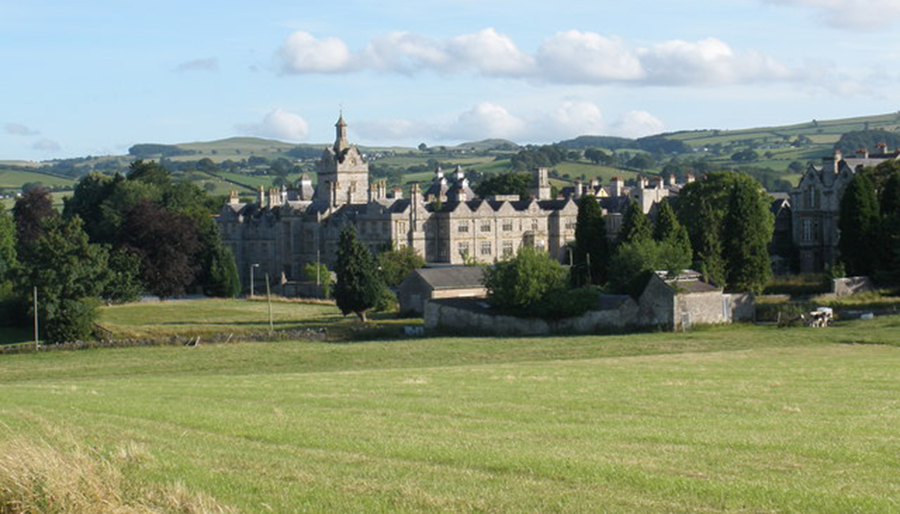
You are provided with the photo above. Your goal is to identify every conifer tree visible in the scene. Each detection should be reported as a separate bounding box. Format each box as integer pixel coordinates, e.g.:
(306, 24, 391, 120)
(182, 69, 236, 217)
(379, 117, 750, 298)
(334, 225, 384, 322)
(653, 201, 692, 269)
(617, 200, 652, 246)
(694, 200, 726, 286)
(722, 182, 773, 294)
(573, 195, 607, 286)
(880, 172, 900, 283)
(838, 173, 881, 276)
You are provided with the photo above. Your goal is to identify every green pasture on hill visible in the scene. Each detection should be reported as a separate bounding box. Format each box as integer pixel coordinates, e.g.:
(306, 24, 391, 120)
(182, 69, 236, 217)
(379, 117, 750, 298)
(1, 302, 899, 513)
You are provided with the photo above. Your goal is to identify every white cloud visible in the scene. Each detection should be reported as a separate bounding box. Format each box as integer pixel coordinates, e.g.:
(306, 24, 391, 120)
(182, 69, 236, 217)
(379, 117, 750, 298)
(764, 0, 900, 29)
(639, 38, 793, 85)
(612, 111, 666, 138)
(362, 32, 449, 73)
(276, 29, 793, 87)
(32, 139, 61, 152)
(353, 101, 663, 145)
(536, 31, 644, 83)
(238, 109, 309, 141)
(445, 28, 535, 76)
(278, 31, 355, 73)
(440, 103, 528, 140)
(174, 57, 219, 72)
(4, 123, 40, 136)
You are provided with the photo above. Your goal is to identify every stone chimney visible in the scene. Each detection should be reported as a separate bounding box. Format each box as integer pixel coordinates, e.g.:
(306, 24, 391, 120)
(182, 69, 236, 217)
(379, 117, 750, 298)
(590, 178, 600, 191)
(668, 174, 677, 186)
(877, 142, 889, 154)
(857, 148, 869, 159)
(228, 190, 240, 205)
(833, 149, 843, 161)
(574, 179, 584, 199)
(267, 188, 280, 207)
(410, 183, 422, 204)
(392, 186, 403, 199)
(653, 176, 664, 189)
(686, 173, 696, 184)
(368, 183, 379, 203)
(638, 176, 648, 189)
(257, 185, 266, 207)
(610, 176, 624, 197)
(454, 165, 465, 182)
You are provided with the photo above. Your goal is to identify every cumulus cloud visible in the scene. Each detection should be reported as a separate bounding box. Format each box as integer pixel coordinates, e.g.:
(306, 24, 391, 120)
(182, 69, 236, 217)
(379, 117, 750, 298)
(276, 29, 793, 87)
(32, 139, 61, 152)
(440, 103, 529, 140)
(639, 38, 793, 85)
(4, 123, 40, 136)
(238, 109, 309, 141)
(612, 111, 666, 138)
(763, 0, 900, 29)
(174, 57, 219, 72)
(278, 31, 355, 73)
(536, 31, 644, 83)
(353, 101, 664, 145)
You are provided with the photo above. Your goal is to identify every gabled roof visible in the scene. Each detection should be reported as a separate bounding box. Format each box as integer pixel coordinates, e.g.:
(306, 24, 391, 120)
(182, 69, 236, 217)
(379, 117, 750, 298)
(407, 266, 485, 290)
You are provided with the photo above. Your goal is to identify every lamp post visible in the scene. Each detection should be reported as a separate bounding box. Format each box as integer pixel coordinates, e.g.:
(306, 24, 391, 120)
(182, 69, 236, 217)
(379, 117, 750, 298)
(250, 263, 259, 298)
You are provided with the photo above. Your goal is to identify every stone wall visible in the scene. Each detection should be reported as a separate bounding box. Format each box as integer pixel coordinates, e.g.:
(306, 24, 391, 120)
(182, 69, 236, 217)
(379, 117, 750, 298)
(424, 297, 639, 336)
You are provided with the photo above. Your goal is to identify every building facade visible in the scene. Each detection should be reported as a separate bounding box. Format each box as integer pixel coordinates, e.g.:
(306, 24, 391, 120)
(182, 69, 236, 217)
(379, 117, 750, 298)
(217, 115, 691, 293)
(790, 147, 900, 273)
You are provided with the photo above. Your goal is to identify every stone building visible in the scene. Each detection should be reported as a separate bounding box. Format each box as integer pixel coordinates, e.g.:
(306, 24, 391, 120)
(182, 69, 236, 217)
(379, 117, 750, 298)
(790, 146, 900, 272)
(217, 115, 690, 293)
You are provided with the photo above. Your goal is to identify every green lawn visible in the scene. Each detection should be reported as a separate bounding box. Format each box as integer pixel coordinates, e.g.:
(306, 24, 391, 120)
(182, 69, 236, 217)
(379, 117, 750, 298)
(2, 314, 900, 512)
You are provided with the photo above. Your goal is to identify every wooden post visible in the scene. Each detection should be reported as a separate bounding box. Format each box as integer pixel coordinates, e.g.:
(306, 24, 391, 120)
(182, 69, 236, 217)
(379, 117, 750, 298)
(265, 273, 274, 333)
(33, 287, 39, 349)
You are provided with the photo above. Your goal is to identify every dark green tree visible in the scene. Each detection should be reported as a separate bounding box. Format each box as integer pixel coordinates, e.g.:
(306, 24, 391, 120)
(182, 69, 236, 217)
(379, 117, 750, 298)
(334, 225, 384, 322)
(202, 244, 241, 298)
(722, 182, 774, 293)
(653, 201, 693, 266)
(838, 173, 881, 276)
(573, 195, 608, 286)
(102, 248, 144, 303)
(694, 200, 726, 286)
(474, 172, 531, 199)
(483, 245, 567, 312)
(120, 201, 202, 299)
(12, 187, 56, 253)
(378, 246, 426, 288)
(0, 206, 16, 282)
(16, 217, 110, 342)
(617, 200, 652, 245)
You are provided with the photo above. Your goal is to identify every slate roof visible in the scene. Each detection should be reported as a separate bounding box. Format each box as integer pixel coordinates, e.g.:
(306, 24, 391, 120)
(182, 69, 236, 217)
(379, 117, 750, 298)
(412, 266, 485, 290)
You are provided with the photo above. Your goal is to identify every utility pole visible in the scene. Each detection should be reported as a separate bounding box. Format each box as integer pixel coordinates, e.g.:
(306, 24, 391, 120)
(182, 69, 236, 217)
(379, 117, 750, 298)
(265, 273, 274, 333)
(250, 263, 259, 298)
(33, 287, 39, 349)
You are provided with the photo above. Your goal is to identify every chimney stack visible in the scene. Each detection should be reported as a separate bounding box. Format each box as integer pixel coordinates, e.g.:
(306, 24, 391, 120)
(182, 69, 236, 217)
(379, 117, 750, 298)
(686, 173, 695, 184)
(668, 174, 677, 186)
(611, 176, 624, 197)
(857, 148, 869, 159)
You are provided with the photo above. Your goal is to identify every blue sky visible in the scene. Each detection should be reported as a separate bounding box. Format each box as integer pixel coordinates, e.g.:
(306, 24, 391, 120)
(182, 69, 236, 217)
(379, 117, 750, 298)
(2, 0, 899, 161)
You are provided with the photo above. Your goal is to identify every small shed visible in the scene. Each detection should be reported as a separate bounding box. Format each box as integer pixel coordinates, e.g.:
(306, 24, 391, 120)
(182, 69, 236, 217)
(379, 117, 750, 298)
(637, 271, 753, 330)
(398, 266, 487, 316)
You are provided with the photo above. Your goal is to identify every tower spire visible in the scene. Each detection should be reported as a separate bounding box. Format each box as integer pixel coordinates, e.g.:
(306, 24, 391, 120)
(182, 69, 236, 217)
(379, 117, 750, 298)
(334, 112, 349, 152)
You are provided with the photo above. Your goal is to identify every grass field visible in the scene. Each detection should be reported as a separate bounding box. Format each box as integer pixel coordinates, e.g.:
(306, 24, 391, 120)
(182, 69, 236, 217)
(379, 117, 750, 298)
(1, 302, 899, 512)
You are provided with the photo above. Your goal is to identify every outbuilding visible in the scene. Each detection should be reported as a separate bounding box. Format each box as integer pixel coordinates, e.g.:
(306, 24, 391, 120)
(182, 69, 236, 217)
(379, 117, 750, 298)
(398, 266, 487, 316)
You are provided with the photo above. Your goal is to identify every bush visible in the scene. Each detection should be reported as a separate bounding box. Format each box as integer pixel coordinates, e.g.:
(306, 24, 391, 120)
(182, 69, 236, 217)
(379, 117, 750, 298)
(484, 247, 567, 312)
(530, 286, 601, 320)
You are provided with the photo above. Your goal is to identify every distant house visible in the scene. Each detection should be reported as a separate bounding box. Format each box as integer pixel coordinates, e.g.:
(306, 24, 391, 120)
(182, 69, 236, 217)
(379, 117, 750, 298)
(398, 266, 487, 316)
(768, 194, 794, 275)
(790, 146, 900, 272)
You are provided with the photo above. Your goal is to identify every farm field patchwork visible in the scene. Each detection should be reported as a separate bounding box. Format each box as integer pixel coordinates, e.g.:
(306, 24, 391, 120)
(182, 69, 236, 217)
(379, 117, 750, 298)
(1, 310, 899, 513)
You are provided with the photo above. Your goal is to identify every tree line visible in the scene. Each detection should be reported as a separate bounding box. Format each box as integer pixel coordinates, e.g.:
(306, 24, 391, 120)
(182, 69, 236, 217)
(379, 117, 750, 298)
(0, 161, 241, 343)
(482, 172, 774, 318)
